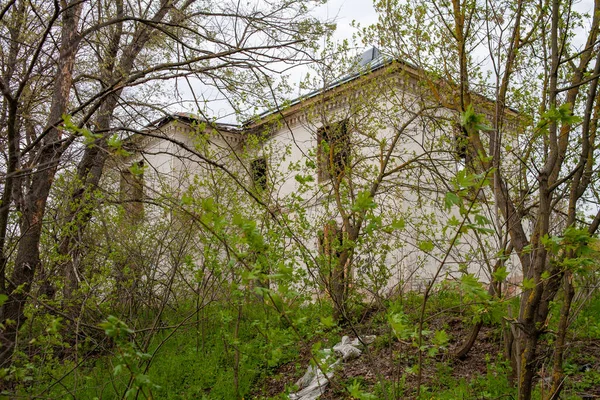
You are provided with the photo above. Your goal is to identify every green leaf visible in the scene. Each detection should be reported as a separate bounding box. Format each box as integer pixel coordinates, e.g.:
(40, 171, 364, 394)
(460, 104, 477, 128)
(444, 192, 461, 210)
(460, 104, 492, 132)
(427, 346, 439, 357)
(448, 215, 460, 226)
(135, 374, 152, 386)
(388, 312, 412, 340)
(541, 103, 581, 126)
(201, 197, 216, 212)
(129, 162, 145, 176)
(455, 169, 478, 189)
(460, 274, 487, 297)
(418, 240, 434, 252)
(113, 364, 123, 376)
(311, 341, 322, 354)
(541, 271, 550, 280)
(391, 218, 406, 231)
(352, 191, 377, 212)
(405, 365, 419, 375)
(433, 330, 449, 347)
(475, 214, 491, 226)
(181, 193, 193, 205)
(320, 316, 336, 328)
(295, 174, 314, 184)
(348, 380, 378, 400)
(492, 266, 509, 282)
(522, 278, 535, 290)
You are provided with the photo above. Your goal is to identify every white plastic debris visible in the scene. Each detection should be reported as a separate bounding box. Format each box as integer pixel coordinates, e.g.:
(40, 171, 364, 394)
(350, 335, 377, 346)
(289, 363, 335, 400)
(288, 335, 376, 400)
(333, 336, 362, 361)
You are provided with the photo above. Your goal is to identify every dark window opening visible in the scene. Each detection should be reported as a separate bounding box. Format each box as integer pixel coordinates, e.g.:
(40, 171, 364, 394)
(453, 122, 468, 159)
(120, 160, 144, 220)
(317, 120, 349, 182)
(251, 157, 268, 191)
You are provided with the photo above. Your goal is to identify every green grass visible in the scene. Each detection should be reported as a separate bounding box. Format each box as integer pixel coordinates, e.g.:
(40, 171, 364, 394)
(12, 301, 327, 399)
(10, 290, 600, 399)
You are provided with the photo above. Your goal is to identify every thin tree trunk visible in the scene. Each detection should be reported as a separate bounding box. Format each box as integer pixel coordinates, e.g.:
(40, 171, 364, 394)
(455, 320, 483, 360)
(547, 272, 574, 399)
(59, 0, 176, 298)
(455, 248, 509, 359)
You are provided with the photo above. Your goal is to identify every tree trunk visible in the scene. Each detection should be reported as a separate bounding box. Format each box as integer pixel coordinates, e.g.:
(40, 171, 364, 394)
(0, 0, 83, 368)
(518, 331, 540, 400)
(455, 320, 483, 360)
(455, 253, 508, 359)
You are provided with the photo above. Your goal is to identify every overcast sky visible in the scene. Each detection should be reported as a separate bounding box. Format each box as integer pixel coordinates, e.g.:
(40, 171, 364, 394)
(171, 1, 378, 122)
(173, 0, 596, 123)
(316, 0, 377, 42)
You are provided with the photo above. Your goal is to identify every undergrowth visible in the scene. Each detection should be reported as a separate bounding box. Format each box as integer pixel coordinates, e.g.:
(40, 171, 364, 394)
(8, 290, 600, 399)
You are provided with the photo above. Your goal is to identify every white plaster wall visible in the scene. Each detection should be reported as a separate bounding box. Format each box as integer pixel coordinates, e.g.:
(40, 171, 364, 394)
(113, 72, 523, 295)
(252, 79, 521, 292)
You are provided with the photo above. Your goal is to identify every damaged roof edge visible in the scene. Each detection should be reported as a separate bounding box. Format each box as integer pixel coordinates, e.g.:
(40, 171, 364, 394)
(144, 47, 520, 135)
(144, 48, 395, 133)
(245, 49, 520, 127)
(148, 112, 243, 133)
(246, 49, 395, 126)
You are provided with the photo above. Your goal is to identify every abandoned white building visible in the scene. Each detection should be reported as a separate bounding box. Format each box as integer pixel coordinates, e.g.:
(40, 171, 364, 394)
(112, 48, 523, 296)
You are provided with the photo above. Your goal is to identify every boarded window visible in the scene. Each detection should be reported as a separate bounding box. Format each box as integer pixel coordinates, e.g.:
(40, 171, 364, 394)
(317, 120, 349, 182)
(251, 157, 267, 191)
(318, 222, 343, 259)
(317, 222, 347, 298)
(120, 160, 144, 220)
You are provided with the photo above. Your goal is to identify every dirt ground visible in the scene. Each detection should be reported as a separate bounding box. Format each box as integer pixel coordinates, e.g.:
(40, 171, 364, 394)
(252, 312, 600, 399)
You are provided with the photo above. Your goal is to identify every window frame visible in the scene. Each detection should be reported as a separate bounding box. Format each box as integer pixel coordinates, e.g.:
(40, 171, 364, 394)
(250, 156, 268, 191)
(119, 160, 145, 220)
(317, 120, 349, 182)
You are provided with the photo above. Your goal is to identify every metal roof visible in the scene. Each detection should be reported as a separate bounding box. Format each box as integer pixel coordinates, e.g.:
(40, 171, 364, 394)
(249, 47, 394, 123)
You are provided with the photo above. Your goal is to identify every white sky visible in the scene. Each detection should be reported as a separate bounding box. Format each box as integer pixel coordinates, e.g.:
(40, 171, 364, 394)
(171, 0, 596, 124)
(317, 0, 377, 42)
(172, 0, 377, 123)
